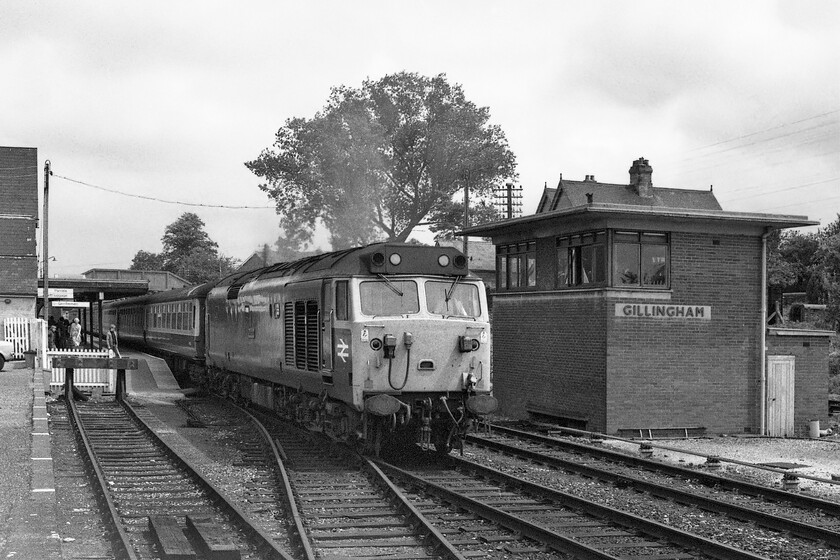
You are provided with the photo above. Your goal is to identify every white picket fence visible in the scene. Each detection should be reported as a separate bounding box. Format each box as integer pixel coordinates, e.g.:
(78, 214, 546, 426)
(3, 317, 31, 359)
(47, 348, 115, 393)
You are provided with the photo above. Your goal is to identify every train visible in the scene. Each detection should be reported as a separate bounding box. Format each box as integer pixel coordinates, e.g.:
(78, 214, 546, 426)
(103, 243, 497, 454)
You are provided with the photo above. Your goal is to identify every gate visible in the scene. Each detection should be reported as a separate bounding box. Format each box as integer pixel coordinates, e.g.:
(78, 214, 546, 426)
(3, 317, 31, 359)
(766, 355, 795, 437)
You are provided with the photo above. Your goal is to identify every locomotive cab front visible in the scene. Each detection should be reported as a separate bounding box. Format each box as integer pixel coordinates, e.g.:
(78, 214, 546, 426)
(340, 245, 497, 453)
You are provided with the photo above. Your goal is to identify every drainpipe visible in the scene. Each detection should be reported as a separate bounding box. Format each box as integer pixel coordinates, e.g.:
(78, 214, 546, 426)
(760, 227, 770, 435)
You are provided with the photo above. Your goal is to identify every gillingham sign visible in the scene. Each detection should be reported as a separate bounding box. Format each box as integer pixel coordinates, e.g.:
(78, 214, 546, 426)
(615, 303, 711, 320)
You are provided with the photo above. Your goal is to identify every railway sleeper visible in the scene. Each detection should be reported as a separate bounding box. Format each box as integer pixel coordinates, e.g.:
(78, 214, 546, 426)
(148, 515, 241, 560)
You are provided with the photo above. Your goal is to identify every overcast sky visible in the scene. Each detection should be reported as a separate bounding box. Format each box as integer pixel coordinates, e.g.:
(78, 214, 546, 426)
(2, 1, 838, 277)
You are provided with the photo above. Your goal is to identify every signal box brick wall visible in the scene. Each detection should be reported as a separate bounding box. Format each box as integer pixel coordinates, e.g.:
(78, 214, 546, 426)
(492, 293, 608, 429)
(766, 329, 831, 436)
(491, 231, 766, 434)
(605, 232, 762, 434)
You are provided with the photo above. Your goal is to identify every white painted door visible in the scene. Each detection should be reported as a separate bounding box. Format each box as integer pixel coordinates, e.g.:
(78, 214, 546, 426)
(767, 355, 795, 437)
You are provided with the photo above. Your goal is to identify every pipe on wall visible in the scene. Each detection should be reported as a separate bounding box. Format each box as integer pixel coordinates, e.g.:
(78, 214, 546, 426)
(760, 227, 770, 435)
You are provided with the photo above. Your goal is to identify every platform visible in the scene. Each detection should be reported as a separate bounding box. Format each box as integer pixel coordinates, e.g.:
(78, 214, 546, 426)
(0, 365, 62, 559)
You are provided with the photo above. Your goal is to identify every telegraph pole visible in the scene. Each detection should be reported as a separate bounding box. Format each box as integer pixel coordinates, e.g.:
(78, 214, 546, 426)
(462, 170, 470, 260)
(43, 160, 51, 323)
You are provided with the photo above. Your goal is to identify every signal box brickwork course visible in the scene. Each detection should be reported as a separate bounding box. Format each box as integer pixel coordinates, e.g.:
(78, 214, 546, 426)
(465, 158, 825, 436)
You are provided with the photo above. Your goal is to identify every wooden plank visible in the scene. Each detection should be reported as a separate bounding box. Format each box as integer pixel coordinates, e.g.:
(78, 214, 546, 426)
(185, 516, 240, 560)
(52, 356, 139, 369)
(147, 516, 196, 560)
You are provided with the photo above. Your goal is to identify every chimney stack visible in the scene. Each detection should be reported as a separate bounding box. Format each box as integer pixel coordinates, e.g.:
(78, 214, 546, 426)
(629, 157, 653, 198)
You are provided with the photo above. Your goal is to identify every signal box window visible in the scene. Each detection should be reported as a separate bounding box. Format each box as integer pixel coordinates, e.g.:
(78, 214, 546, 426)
(359, 280, 419, 316)
(496, 242, 536, 290)
(335, 281, 349, 321)
(557, 232, 606, 287)
(613, 232, 669, 288)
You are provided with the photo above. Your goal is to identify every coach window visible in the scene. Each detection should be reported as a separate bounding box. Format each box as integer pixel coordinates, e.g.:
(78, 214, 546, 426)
(335, 281, 349, 321)
(613, 231, 669, 288)
(556, 231, 606, 287)
(496, 242, 536, 290)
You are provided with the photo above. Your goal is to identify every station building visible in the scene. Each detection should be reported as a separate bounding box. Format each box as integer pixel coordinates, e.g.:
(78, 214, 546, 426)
(462, 157, 829, 437)
(0, 147, 38, 325)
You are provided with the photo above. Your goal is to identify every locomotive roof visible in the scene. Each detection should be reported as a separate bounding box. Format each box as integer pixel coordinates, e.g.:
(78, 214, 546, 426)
(216, 242, 472, 288)
(104, 281, 215, 307)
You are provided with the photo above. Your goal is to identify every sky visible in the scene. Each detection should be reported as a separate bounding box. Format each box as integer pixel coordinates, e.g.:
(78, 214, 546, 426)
(2, 0, 838, 277)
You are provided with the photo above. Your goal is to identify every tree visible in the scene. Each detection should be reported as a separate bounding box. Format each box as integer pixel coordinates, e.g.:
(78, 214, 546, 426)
(427, 199, 501, 241)
(246, 72, 517, 249)
(161, 213, 219, 266)
(129, 250, 165, 271)
(129, 213, 239, 285)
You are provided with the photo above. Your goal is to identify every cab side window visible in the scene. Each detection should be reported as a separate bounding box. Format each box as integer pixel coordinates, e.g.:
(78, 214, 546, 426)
(335, 281, 349, 321)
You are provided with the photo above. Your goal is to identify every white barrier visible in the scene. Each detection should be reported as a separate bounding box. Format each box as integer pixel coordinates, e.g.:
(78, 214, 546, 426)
(47, 348, 115, 393)
(3, 317, 31, 359)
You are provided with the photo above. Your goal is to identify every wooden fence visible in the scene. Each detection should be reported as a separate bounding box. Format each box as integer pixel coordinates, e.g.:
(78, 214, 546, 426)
(2, 317, 31, 359)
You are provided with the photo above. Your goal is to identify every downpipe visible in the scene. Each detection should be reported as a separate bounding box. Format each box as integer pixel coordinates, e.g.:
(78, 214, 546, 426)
(760, 228, 770, 436)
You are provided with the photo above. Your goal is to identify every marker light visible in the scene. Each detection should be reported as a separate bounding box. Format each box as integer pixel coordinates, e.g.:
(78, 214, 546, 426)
(453, 255, 467, 268)
(389, 253, 402, 265)
(437, 254, 450, 267)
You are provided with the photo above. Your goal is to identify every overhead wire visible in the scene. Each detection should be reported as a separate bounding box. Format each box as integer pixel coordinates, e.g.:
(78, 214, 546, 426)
(51, 173, 276, 210)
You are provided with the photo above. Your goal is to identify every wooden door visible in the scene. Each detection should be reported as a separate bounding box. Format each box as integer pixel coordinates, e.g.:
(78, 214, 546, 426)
(766, 355, 795, 437)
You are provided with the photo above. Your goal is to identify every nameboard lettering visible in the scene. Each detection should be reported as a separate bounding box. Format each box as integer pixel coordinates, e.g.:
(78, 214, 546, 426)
(615, 304, 711, 320)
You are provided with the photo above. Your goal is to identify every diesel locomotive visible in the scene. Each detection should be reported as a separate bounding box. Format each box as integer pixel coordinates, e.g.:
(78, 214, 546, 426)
(103, 243, 497, 453)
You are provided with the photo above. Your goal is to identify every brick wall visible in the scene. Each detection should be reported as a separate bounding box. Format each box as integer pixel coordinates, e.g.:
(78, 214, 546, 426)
(766, 330, 831, 436)
(491, 230, 769, 435)
(491, 292, 607, 429)
(606, 232, 762, 434)
(0, 147, 38, 297)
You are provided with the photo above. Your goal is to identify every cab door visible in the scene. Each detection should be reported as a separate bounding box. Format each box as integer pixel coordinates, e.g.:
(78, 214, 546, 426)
(320, 280, 334, 377)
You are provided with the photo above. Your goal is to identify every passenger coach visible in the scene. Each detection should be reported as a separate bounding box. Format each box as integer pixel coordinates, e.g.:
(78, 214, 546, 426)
(103, 283, 213, 362)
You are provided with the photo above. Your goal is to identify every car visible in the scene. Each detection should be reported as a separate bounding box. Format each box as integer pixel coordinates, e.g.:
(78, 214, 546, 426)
(0, 340, 14, 371)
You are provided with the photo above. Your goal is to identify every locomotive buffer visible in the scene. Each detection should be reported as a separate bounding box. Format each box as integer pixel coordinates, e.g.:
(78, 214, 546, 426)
(51, 356, 139, 402)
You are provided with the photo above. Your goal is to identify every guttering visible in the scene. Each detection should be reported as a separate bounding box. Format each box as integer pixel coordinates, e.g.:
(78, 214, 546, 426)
(760, 227, 770, 435)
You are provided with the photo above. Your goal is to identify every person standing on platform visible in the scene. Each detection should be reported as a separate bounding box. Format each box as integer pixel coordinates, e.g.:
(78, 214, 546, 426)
(69, 318, 82, 348)
(106, 324, 121, 358)
(48, 326, 57, 350)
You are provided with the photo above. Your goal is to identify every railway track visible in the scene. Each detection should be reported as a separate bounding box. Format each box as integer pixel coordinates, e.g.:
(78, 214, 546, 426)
(462, 424, 840, 557)
(471, 425, 840, 536)
(66, 397, 293, 560)
(242, 406, 464, 560)
(378, 448, 773, 560)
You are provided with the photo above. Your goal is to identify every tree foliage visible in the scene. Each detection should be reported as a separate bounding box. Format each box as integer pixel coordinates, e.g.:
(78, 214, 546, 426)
(128, 212, 238, 285)
(770, 214, 840, 330)
(246, 71, 517, 249)
(129, 250, 165, 271)
(427, 199, 502, 241)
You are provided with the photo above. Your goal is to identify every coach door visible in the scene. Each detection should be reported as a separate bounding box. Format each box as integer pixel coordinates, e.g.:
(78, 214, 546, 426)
(320, 280, 334, 377)
(766, 355, 795, 437)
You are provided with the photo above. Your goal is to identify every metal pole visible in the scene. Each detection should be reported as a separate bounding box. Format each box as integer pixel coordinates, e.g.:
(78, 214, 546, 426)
(43, 161, 51, 322)
(463, 171, 469, 260)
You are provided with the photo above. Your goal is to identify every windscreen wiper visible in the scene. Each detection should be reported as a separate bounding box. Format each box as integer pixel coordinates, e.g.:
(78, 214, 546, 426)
(445, 275, 460, 303)
(378, 274, 404, 297)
